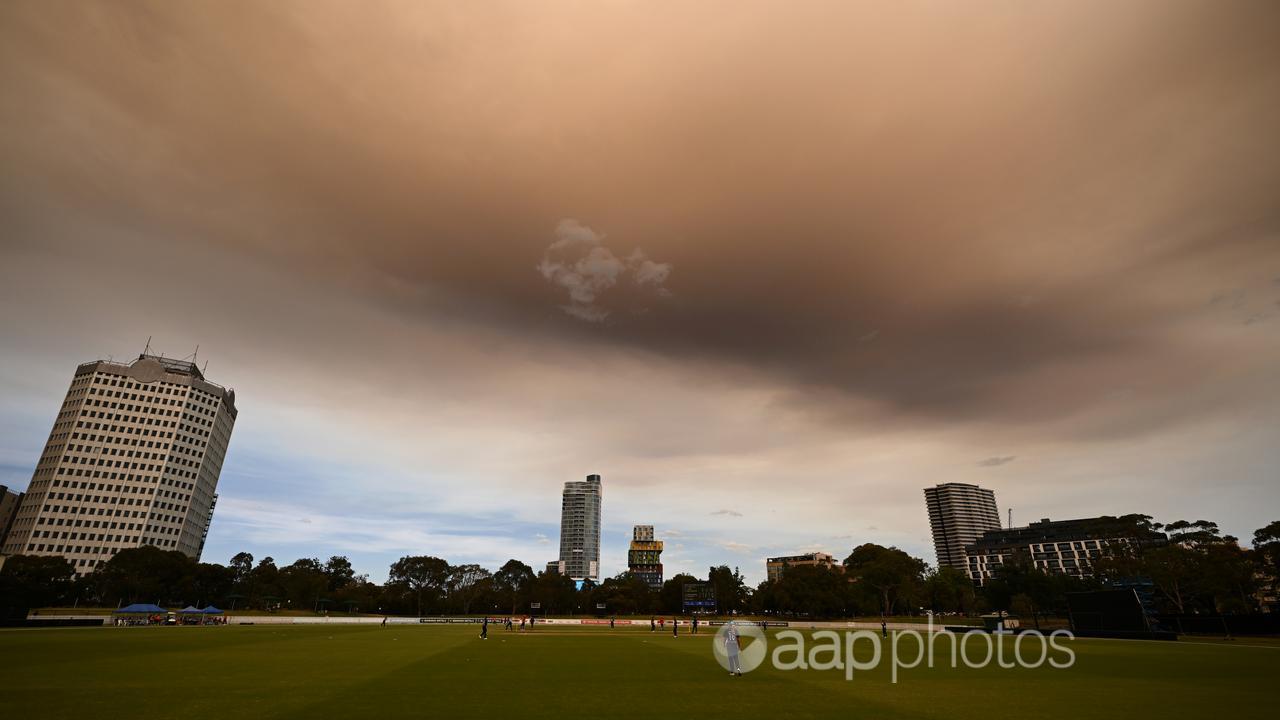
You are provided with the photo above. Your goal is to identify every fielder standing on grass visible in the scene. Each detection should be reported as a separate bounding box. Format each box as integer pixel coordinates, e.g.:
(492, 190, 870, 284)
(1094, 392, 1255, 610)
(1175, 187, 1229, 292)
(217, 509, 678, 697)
(479, 616, 488, 640)
(724, 621, 742, 676)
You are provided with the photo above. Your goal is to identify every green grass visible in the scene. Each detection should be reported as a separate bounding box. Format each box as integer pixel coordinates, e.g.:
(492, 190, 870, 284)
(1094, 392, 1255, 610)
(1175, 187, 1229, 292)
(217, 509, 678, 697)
(31, 607, 372, 617)
(31, 609, 986, 622)
(0, 625, 1274, 719)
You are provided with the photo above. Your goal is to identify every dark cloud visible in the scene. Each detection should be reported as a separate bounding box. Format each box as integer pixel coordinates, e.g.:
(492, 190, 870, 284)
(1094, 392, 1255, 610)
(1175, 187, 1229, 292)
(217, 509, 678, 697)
(979, 456, 1018, 468)
(1, 0, 1278, 445)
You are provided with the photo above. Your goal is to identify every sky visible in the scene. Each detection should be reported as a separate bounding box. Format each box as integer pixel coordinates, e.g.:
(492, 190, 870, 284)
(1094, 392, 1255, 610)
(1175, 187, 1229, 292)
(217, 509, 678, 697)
(1, 1, 1278, 585)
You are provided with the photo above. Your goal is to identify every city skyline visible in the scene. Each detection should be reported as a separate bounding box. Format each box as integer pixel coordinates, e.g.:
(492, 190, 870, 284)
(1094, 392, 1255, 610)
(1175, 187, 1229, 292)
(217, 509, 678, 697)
(2, 1, 1278, 586)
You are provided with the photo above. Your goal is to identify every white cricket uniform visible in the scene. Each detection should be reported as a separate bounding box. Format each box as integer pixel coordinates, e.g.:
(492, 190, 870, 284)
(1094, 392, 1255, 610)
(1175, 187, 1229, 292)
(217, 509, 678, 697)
(725, 624, 741, 673)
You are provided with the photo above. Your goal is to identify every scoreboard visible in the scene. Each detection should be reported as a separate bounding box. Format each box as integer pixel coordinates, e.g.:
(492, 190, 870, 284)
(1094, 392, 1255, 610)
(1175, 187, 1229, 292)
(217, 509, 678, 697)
(681, 582, 717, 613)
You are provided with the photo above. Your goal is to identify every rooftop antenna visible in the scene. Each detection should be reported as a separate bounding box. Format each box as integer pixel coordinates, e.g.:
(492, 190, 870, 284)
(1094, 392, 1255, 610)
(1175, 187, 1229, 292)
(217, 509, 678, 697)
(143, 336, 152, 356)
(1007, 508, 1012, 528)
(202, 359, 209, 375)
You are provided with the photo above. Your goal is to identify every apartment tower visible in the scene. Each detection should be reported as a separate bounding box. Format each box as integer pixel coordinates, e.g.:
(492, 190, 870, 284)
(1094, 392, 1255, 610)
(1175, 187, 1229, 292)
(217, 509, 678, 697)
(924, 482, 1000, 572)
(627, 524, 664, 590)
(557, 473, 602, 581)
(0, 353, 237, 575)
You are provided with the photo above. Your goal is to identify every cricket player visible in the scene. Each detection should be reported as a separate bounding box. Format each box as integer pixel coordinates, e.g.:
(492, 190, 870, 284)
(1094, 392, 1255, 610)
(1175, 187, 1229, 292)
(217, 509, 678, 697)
(479, 616, 488, 639)
(724, 621, 742, 676)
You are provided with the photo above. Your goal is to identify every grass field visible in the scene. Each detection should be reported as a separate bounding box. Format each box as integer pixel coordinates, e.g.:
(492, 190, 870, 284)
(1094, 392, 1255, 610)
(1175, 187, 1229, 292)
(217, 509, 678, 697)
(0, 624, 1274, 719)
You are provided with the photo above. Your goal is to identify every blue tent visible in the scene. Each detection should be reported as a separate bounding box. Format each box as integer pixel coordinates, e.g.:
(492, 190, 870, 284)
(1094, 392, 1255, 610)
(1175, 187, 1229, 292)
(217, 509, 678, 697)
(179, 606, 202, 614)
(201, 606, 223, 614)
(113, 603, 167, 614)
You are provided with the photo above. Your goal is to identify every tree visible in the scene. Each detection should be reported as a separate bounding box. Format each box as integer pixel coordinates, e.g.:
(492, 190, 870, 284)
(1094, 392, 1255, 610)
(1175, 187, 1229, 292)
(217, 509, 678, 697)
(0, 555, 75, 612)
(447, 564, 492, 614)
(324, 556, 357, 592)
(278, 558, 328, 611)
(844, 544, 926, 616)
(1151, 519, 1248, 613)
(707, 565, 748, 615)
(758, 564, 848, 617)
(1093, 516, 1259, 614)
(590, 572, 655, 615)
(528, 570, 577, 615)
(1252, 521, 1280, 577)
(387, 556, 451, 616)
(659, 573, 700, 615)
(983, 552, 1060, 628)
(1200, 541, 1258, 613)
(493, 560, 535, 614)
(1166, 520, 1230, 547)
(229, 552, 254, 582)
(923, 566, 976, 615)
(190, 563, 235, 607)
(1146, 544, 1200, 613)
(93, 546, 196, 606)
(249, 557, 281, 609)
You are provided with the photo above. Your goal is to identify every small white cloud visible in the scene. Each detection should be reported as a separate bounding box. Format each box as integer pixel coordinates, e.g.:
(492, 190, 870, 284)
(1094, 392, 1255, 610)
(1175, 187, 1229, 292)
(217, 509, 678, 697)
(537, 219, 673, 322)
(710, 509, 743, 517)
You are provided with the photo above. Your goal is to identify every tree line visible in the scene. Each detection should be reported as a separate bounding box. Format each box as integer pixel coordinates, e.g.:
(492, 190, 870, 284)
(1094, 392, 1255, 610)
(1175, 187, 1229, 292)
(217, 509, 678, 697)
(749, 517, 1279, 623)
(3, 516, 1276, 619)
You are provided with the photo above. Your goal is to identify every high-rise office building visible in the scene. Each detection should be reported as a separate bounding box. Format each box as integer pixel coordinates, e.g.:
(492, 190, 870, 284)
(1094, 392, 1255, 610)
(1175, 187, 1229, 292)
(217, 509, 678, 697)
(558, 473, 602, 581)
(0, 485, 24, 551)
(0, 353, 237, 575)
(627, 524, 663, 590)
(924, 482, 1001, 572)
